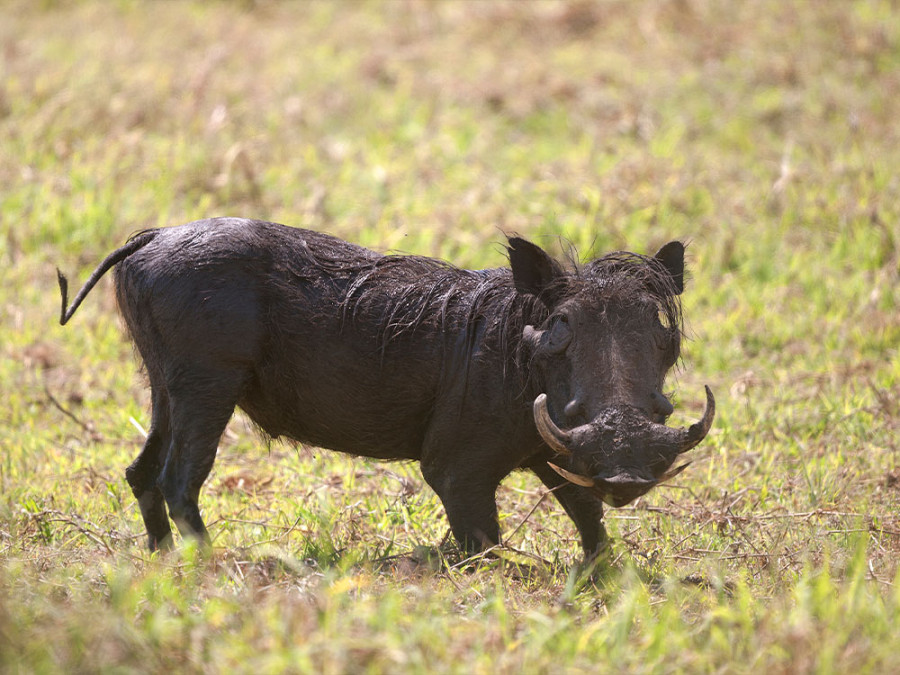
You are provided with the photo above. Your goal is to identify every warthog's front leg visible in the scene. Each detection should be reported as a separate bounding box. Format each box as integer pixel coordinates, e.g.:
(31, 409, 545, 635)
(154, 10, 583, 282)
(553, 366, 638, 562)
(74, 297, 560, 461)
(526, 456, 608, 563)
(420, 460, 502, 556)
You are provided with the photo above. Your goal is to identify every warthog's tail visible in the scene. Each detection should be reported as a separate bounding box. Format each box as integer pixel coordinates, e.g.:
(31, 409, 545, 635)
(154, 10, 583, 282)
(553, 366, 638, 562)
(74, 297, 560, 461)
(57, 230, 158, 325)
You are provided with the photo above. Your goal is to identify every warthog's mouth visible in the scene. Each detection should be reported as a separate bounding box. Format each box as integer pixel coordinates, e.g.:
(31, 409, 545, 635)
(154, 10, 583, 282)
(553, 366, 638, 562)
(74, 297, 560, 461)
(534, 386, 716, 507)
(546, 460, 692, 507)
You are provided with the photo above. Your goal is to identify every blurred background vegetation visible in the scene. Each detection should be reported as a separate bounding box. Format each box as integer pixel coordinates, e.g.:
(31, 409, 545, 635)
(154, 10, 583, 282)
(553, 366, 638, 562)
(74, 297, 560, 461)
(1, 1, 899, 671)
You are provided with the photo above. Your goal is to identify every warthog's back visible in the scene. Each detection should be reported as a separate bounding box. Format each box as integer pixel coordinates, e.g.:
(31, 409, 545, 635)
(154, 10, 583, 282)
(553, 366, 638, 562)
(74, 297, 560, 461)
(112, 218, 514, 460)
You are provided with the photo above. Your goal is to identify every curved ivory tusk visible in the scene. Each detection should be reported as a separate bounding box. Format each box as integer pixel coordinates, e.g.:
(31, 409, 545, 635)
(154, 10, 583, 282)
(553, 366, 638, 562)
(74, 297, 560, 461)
(658, 461, 692, 482)
(533, 393, 573, 455)
(547, 462, 595, 488)
(679, 386, 716, 454)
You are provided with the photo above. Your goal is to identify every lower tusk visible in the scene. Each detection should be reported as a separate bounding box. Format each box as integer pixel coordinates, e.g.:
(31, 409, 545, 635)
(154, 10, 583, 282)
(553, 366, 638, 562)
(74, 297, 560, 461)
(659, 461, 692, 482)
(547, 462, 595, 488)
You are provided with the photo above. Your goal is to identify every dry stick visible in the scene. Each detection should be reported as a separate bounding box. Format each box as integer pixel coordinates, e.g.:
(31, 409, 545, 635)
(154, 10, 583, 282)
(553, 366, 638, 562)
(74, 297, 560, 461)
(722, 509, 768, 560)
(634, 488, 761, 565)
(630, 500, 900, 533)
(249, 514, 306, 548)
(504, 483, 564, 549)
(442, 485, 565, 574)
(37, 509, 115, 556)
(868, 559, 893, 587)
(448, 485, 567, 573)
(443, 548, 487, 600)
(44, 386, 100, 439)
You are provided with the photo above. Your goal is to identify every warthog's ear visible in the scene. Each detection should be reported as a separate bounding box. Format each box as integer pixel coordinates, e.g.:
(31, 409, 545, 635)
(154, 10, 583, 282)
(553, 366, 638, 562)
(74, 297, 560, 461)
(652, 241, 685, 295)
(508, 237, 564, 304)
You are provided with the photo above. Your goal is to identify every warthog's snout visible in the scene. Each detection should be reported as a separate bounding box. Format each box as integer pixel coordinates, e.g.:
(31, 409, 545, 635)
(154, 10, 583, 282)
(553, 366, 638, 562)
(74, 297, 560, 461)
(539, 387, 715, 506)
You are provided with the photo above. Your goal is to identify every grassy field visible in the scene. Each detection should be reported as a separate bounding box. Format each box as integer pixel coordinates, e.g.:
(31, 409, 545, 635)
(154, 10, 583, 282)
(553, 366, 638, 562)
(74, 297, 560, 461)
(2, 0, 899, 671)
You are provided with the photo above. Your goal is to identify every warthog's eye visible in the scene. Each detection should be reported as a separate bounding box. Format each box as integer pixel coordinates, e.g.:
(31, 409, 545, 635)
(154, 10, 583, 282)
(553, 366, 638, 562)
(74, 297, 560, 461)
(546, 314, 572, 353)
(653, 309, 680, 362)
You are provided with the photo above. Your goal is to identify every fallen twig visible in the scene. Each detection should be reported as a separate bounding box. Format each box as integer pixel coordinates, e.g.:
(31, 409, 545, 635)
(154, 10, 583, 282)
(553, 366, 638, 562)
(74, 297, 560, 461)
(44, 386, 102, 441)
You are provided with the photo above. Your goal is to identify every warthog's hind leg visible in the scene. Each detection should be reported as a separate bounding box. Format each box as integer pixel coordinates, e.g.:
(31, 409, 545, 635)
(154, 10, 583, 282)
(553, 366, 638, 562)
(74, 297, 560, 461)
(156, 370, 243, 548)
(125, 382, 173, 552)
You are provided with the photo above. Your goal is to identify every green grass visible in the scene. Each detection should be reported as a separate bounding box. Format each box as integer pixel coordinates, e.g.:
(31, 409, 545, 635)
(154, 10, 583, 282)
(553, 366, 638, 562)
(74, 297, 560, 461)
(2, 0, 900, 671)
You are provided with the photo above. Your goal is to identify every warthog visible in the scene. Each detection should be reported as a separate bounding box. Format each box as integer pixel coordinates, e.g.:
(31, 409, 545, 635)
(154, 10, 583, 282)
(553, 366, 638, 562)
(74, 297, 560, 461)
(58, 218, 714, 560)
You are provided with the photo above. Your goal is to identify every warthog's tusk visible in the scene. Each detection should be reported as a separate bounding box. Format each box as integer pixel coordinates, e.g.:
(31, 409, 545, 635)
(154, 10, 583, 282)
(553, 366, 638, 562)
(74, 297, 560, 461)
(678, 386, 716, 454)
(534, 394, 573, 455)
(658, 461, 692, 482)
(547, 462, 595, 488)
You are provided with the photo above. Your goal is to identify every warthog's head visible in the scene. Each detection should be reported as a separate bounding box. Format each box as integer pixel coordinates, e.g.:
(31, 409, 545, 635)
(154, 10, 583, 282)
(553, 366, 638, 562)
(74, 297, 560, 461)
(510, 237, 715, 507)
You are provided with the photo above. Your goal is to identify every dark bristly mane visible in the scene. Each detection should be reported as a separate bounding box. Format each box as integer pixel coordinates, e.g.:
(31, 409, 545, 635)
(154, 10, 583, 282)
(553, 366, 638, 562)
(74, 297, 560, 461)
(337, 253, 549, 374)
(316, 244, 682, 376)
(583, 251, 684, 335)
